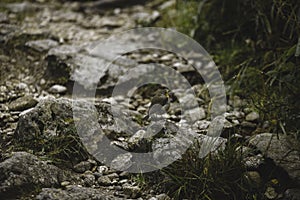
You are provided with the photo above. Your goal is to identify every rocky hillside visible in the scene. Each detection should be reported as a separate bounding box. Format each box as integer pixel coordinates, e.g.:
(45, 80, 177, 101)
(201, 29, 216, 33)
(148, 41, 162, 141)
(0, 0, 299, 199)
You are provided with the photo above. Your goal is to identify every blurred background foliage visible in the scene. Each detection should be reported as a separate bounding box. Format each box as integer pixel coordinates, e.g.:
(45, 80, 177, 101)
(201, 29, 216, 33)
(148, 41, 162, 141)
(156, 0, 300, 136)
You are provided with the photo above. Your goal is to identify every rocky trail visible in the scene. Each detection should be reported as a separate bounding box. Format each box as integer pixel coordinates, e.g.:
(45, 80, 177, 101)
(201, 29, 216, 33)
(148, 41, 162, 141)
(0, 0, 299, 199)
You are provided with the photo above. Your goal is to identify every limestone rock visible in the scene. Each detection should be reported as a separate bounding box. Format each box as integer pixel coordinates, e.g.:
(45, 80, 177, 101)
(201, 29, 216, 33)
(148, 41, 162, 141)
(110, 153, 133, 171)
(25, 39, 59, 52)
(48, 84, 67, 94)
(13, 97, 104, 164)
(249, 133, 300, 184)
(0, 152, 76, 198)
(36, 185, 120, 200)
(245, 111, 260, 122)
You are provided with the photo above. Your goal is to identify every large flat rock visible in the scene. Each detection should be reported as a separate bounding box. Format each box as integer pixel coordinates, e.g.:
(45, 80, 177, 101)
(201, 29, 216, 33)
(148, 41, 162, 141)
(249, 133, 300, 185)
(0, 151, 78, 199)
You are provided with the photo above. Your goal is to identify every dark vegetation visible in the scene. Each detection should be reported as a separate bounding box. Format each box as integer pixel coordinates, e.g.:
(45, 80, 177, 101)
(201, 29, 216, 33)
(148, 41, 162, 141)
(147, 0, 300, 199)
(159, 143, 254, 200)
(157, 0, 300, 136)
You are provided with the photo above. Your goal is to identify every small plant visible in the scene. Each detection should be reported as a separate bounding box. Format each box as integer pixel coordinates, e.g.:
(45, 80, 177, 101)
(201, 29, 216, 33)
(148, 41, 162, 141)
(131, 173, 147, 188)
(13, 123, 90, 168)
(155, 0, 199, 37)
(149, 142, 261, 200)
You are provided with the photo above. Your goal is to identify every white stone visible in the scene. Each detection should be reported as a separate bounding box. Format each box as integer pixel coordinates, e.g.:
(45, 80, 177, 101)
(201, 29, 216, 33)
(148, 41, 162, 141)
(245, 111, 259, 121)
(48, 84, 67, 94)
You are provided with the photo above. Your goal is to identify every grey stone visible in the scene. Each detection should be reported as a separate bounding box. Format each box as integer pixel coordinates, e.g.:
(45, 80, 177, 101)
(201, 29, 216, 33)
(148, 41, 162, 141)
(245, 111, 260, 122)
(249, 133, 300, 184)
(87, 158, 97, 166)
(48, 84, 67, 94)
(284, 188, 300, 200)
(152, 135, 189, 165)
(98, 16, 124, 28)
(84, 0, 148, 10)
(243, 154, 265, 170)
(106, 172, 119, 180)
(194, 120, 210, 130)
(110, 153, 133, 171)
(180, 93, 199, 109)
(185, 107, 206, 122)
(69, 54, 112, 89)
(13, 96, 132, 166)
(224, 111, 245, 120)
(0, 152, 76, 198)
(208, 116, 233, 133)
(133, 11, 160, 25)
(6, 2, 40, 13)
(232, 95, 244, 108)
(123, 183, 141, 198)
(119, 171, 129, 178)
(81, 173, 95, 187)
(36, 185, 120, 200)
(160, 54, 174, 61)
(97, 165, 109, 175)
(45, 41, 138, 90)
(152, 126, 227, 165)
(19, 107, 35, 116)
(0, 12, 8, 23)
(14, 96, 142, 167)
(61, 181, 70, 187)
(17, 82, 28, 90)
(127, 129, 153, 151)
(8, 95, 38, 111)
(25, 39, 59, 52)
(128, 129, 147, 144)
(156, 193, 171, 200)
(73, 161, 92, 173)
(241, 121, 257, 128)
(98, 175, 112, 186)
(14, 98, 92, 164)
(119, 179, 128, 185)
(47, 44, 82, 57)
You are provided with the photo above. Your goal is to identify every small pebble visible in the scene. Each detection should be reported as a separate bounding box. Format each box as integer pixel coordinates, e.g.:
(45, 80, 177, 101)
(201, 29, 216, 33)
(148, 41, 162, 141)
(97, 165, 109, 174)
(241, 121, 257, 128)
(48, 84, 67, 94)
(264, 186, 278, 199)
(98, 175, 112, 186)
(81, 173, 95, 187)
(246, 111, 260, 122)
(61, 181, 70, 187)
(17, 83, 28, 90)
(73, 161, 92, 173)
(40, 79, 46, 85)
(156, 193, 171, 200)
(123, 183, 141, 198)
